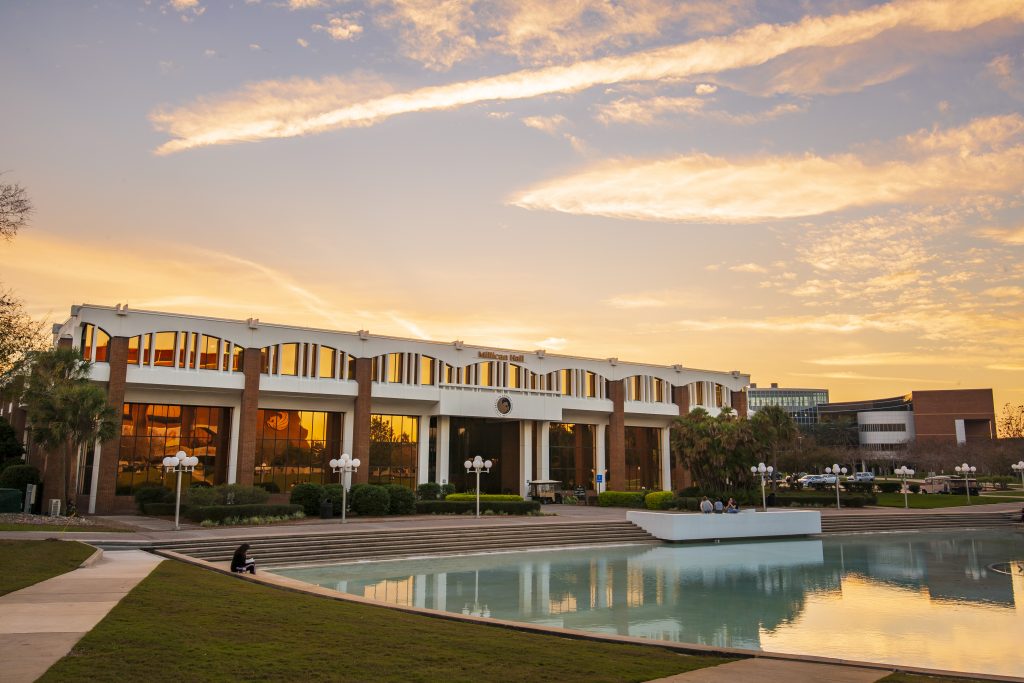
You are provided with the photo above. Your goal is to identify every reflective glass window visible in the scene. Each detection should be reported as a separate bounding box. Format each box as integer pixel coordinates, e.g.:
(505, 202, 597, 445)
(508, 365, 521, 389)
(368, 414, 418, 489)
(153, 332, 176, 367)
(319, 346, 336, 379)
(624, 426, 660, 491)
(279, 343, 299, 376)
(94, 327, 111, 363)
(127, 335, 141, 365)
(142, 333, 152, 365)
(255, 409, 338, 490)
(116, 402, 229, 495)
(549, 423, 596, 489)
(79, 323, 94, 360)
(199, 335, 220, 370)
(232, 345, 244, 372)
(420, 356, 435, 385)
(387, 353, 404, 383)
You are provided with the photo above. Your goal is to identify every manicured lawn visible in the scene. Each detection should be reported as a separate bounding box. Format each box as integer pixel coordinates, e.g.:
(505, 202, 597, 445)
(40, 560, 731, 682)
(874, 492, 1024, 508)
(0, 523, 128, 532)
(0, 540, 94, 596)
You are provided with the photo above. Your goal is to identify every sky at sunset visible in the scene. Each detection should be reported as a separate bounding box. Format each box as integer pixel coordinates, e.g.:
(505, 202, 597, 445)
(1, 0, 1022, 415)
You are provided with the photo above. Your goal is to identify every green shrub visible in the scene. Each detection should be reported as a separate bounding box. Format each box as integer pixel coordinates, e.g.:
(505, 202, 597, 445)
(185, 483, 270, 507)
(134, 482, 172, 510)
(0, 458, 26, 471)
(415, 500, 540, 515)
(985, 475, 1013, 490)
(142, 502, 182, 516)
(351, 484, 390, 516)
(440, 483, 456, 497)
(289, 483, 326, 516)
(0, 464, 40, 494)
(674, 496, 701, 511)
(416, 482, 441, 500)
(644, 491, 675, 510)
(385, 484, 416, 515)
(842, 481, 874, 494)
(0, 420, 24, 461)
(184, 503, 303, 523)
(773, 493, 875, 508)
(253, 481, 281, 493)
(322, 484, 346, 516)
(876, 482, 901, 494)
(445, 493, 523, 502)
(597, 491, 646, 508)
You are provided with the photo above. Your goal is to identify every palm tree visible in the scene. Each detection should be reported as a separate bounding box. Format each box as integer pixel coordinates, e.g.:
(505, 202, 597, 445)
(24, 348, 118, 513)
(752, 405, 798, 491)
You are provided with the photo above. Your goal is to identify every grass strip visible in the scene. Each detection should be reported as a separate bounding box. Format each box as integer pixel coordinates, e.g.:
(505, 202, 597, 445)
(41, 560, 731, 682)
(873, 493, 1024, 509)
(0, 523, 128, 532)
(0, 540, 94, 596)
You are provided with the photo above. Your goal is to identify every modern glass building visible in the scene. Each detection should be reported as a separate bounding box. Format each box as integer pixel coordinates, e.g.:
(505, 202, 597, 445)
(7, 305, 751, 514)
(747, 383, 829, 426)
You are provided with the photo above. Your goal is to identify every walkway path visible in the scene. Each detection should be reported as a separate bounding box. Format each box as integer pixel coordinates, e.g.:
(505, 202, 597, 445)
(0, 550, 163, 683)
(649, 658, 890, 682)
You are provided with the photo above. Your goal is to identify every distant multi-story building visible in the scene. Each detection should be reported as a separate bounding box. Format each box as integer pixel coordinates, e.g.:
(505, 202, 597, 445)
(747, 383, 829, 427)
(817, 389, 995, 452)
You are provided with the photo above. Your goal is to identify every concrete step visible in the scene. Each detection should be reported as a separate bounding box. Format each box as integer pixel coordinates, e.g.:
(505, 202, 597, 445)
(159, 521, 659, 567)
(821, 511, 1018, 534)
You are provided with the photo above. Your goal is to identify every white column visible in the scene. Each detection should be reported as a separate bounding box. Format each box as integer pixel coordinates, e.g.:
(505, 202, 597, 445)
(227, 402, 242, 483)
(519, 420, 533, 498)
(437, 416, 450, 484)
(660, 426, 672, 491)
(596, 423, 606, 493)
(88, 440, 102, 514)
(413, 574, 426, 609)
(342, 409, 355, 457)
(417, 414, 430, 485)
(538, 421, 550, 479)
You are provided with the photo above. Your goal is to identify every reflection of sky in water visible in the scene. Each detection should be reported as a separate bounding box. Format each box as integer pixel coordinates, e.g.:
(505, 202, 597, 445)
(273, 530, 1024, 677)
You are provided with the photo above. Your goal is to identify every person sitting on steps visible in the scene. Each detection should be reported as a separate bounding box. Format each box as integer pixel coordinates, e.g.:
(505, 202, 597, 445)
(231, 543, 256, 574)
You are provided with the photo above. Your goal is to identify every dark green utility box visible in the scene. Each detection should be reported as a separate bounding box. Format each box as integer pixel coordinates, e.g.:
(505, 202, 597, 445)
(0, 488, 21, 513)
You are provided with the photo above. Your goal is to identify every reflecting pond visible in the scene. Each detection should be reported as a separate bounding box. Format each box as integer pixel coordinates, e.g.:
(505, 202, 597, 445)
(272, 529, 1024, 677)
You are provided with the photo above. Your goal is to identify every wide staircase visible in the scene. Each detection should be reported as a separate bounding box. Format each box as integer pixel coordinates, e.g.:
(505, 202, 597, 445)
(155, 521, 658, 569)
(821, 509, 1019, 534)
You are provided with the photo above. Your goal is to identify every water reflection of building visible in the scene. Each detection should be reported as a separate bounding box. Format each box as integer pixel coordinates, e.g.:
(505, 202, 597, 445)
(825, 531, 1017, 607)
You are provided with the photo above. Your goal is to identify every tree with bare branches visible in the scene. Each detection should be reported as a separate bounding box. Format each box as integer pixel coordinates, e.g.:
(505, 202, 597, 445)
(0, 176, 32, 240)
(998, 403, 1024, 439)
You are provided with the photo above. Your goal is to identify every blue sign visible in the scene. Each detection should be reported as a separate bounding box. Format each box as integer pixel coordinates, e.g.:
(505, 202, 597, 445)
(596, 474, 603, 483)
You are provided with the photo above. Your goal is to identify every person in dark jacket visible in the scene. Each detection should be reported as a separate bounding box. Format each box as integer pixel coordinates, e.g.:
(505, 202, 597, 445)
(231, 543, 255, 574)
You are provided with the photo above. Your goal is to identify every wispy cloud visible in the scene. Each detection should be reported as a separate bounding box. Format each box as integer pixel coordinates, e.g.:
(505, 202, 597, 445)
(521, 114, 567, 135)
(729, 263, 768, 273)
(510, 115, 1024, 222)
(151, 0, 1024, 153)
(809, 352, 973, 366)
(977, 226, 1024, 245)
(313, 14, 364, 41)
(792, 371, 954, 384)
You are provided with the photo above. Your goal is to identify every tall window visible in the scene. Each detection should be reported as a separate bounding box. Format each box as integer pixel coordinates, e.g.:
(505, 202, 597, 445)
(549, 423, 595, 489)
(199, 335, 220, 370)
(319, 346, 336, 379)
(420, 356, 435, 385)
(255, 409, 338, 490)
(628, 376, 642, 401)
(387, 353, 404, 383)
(624, 426, 660, 491)
(117, 403, 230, 495)
(153, 332, 176, 367)
(369, 414, 418, 489)
(127, 335, 141, 365)
(279, 343, 300, 376)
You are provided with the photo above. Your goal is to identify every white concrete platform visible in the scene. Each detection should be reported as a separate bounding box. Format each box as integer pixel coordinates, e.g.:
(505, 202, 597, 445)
(627, 509, 821, 541)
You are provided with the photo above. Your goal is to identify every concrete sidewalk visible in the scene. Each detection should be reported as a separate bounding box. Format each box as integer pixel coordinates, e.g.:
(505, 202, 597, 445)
(0, 550, 163, 683)
(649, 658, 890, 682)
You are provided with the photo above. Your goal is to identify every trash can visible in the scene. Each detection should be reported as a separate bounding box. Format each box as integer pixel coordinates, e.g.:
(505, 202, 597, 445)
(320, 499, 333, 519)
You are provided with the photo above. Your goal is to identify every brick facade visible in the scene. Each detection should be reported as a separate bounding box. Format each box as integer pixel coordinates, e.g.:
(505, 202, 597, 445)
(730, 389, 748, 417)
(94, 336, 131, 514)
(912, 389, 995, 444)
(351, 357, 372, 485)
(608, 380, 625, 488)
(234, 347, 262, 486)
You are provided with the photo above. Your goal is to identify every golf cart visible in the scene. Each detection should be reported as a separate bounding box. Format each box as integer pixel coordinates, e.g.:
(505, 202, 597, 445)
(528, 479, 563, 504)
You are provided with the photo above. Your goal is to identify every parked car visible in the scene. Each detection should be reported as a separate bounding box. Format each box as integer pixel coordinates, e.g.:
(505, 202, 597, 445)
(849, 472, 875, 483)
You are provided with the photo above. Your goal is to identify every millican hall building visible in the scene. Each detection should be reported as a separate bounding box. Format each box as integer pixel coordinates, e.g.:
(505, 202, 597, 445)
(12, 305, 750, 514)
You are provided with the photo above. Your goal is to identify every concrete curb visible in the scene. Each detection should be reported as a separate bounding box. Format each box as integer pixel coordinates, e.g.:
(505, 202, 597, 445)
(78, 546, 103, 568)
(152, 549, 1023, 683)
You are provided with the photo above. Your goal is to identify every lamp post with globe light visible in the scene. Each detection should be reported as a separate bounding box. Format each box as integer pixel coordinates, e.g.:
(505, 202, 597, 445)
(465, 455, 492, 518)
(750, 462, 773, 511)
(955, 462, 976, 504)
(329, 453, 360, 523)
(895, 465, 916, 509)
(825, 463, 847, 509)
(1012, 461, 1024, 491)
(162, 450, 199, 531)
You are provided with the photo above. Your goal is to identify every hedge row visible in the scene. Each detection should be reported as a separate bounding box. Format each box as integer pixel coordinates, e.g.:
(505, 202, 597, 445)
(415, 500, 540, 515)
(773, 493, 876, 508)
(644, 491, 674, 510)
(597, 491, 646, 508)
(444, 493, 523, 502)
(184, 503, 303, 523)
